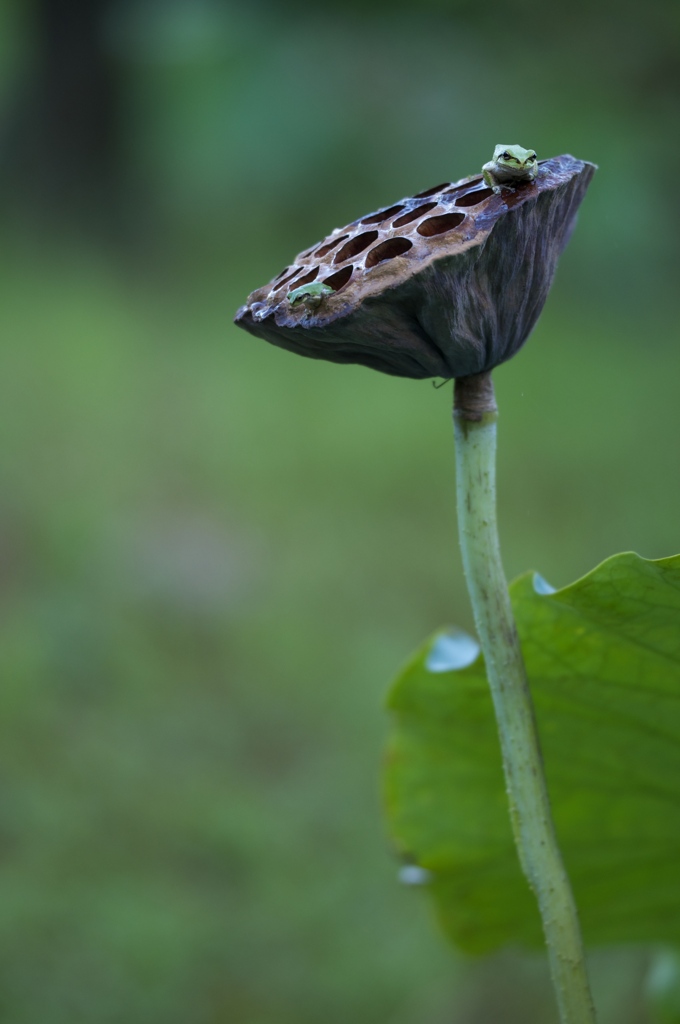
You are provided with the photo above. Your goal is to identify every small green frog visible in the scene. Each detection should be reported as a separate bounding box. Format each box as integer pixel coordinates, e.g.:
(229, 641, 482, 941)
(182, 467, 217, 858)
(482, 145, 538, 194)
(287, 282, 333, 310)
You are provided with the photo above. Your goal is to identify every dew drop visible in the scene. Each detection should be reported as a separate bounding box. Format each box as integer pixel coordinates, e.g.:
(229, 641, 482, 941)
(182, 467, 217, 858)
(426, 629, 480, 672)
(398, 865, 432, 887)
(533, 573, 556, 595)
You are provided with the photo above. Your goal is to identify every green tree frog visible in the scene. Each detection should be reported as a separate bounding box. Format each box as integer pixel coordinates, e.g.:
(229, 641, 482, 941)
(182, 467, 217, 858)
(287, 282, 333, 310)
(482, 145, 538, 194)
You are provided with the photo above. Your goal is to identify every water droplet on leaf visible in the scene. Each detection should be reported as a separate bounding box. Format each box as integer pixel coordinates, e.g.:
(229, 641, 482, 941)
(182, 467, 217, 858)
(426, 630, 480, 673)
(533, 573, 556, 595)
(398, 865, 432, 886)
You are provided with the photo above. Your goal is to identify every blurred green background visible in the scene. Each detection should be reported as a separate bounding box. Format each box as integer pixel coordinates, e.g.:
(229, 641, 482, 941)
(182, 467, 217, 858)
(0, 0, 677, 1021)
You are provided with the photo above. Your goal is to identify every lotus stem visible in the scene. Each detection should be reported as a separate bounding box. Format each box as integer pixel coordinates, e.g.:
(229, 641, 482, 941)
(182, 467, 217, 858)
(453, 371, 597, 1024)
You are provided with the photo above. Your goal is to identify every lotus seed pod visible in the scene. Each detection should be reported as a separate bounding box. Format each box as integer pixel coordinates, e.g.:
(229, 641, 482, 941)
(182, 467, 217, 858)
(234, 155, 596, 380)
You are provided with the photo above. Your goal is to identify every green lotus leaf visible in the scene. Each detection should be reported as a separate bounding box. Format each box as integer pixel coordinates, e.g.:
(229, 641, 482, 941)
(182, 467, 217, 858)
(385, 552, 680, 953)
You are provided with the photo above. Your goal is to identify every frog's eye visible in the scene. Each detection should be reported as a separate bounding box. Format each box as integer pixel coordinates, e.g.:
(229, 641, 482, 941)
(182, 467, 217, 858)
(528, 152, 537, 160)
(501, 151, 514, 161)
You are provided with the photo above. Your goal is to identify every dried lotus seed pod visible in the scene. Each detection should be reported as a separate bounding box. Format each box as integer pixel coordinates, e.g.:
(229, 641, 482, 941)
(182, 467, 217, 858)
(234, 154, 596, 380)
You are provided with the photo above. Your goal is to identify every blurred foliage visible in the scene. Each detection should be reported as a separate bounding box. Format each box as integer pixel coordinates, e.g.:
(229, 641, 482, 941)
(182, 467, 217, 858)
(0, 0, 677, 1021)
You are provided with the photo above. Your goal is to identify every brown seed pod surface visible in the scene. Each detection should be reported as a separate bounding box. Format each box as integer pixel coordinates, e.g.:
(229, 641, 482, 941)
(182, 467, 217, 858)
(234, 155, 596, 380)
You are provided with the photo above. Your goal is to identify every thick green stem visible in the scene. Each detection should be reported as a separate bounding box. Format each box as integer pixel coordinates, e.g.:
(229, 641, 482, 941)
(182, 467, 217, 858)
(453, 372, 597, 1024)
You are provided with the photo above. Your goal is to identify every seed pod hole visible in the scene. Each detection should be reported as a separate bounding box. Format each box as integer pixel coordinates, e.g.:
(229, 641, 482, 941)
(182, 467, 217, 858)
(392, 202, 437, 228)
(324, 265, 354, 291)
(365, 237, 413, 268)
(291, 267, 320, 288)
(273, 267, 302, 291)
(315, 235, 349, 257)
(334, 231, 380, 264)
(360, 205, 405, 225)
(413, 182, 450, 198)
(442, 178, 483, 197)
(455, 188, 495, 207)
(417, 212, 466, 237)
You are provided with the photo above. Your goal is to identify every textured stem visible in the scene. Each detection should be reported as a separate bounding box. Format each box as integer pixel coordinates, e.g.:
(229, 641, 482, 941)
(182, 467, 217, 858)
(453, 372, 597, 1024)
